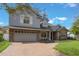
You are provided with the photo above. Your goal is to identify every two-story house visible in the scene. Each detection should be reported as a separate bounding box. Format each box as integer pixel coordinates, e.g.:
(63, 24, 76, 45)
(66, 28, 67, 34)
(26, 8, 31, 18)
(9, 4, 68, 42)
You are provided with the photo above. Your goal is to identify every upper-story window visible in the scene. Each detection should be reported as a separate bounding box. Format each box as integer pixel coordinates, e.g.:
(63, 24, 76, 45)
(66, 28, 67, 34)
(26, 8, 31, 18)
(23, 16, 30, 24)
(20, 15, 32, 25)
(40, 20, 48, 28)
(43, 21, 47, 25)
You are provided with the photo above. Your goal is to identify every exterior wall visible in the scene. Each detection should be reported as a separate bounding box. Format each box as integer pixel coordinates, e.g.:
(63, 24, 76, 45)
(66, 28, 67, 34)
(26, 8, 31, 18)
(9, 28, 40, 42)
(76, 34, 79, 40)
(32, 17, 41, 28)
(9, 10, 41, 28)
(52, 32, 57, 40)
(56, 32, 60, 40)
(9, 28, 14, 41)
(59, 29, 67, 39)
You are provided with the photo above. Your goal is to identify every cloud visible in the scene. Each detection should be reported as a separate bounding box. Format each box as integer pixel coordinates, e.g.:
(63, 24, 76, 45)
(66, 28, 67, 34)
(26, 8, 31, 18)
(48, 17, 67, 24)
(65, 3, 77, 7)
(48, 18, 55, 24)
(66, 27, 70, 29)
(48, 20, 53, 24)
(56, 17, 67, 21)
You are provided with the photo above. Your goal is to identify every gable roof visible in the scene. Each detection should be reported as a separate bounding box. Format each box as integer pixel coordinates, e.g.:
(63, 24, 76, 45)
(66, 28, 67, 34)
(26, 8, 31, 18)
(58, 27, 68, 31)
(50, 25, 68, 31)
(17, 3, 48, 21)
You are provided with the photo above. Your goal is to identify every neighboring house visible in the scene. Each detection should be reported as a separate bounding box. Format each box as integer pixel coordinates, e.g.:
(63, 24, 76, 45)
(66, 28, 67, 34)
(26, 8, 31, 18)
(0, 26, 9, 40)
(9, 4, 68, 42)
(0, 26, 8, 34)
(3, 33, 9, 40)
(0, 27, 3, 34)
(3, 26, 9, 40)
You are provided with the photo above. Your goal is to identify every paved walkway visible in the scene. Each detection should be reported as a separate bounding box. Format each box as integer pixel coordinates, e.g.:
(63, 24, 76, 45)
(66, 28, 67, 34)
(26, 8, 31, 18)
(0, 42, 64, 56)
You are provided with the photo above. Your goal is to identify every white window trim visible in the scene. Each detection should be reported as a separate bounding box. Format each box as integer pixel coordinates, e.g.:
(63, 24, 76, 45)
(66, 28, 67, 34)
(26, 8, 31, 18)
(42, 20, 48, 27)
(20, 15, 32, 25)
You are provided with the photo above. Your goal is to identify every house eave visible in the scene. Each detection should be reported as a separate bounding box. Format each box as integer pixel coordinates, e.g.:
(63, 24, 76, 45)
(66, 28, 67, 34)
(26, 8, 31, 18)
(9, 26, 50, 31)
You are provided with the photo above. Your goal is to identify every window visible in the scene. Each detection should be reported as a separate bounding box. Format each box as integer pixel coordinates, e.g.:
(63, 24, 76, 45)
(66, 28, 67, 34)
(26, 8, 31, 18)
(43, 21, 47, 25)
(23, 16, 30, 24)
(20, 15, 32, 24)
(42, 20, 48, 27)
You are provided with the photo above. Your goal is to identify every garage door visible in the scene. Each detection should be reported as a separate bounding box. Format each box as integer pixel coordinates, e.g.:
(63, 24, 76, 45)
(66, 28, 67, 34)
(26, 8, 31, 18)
(14, 33, 37, 42)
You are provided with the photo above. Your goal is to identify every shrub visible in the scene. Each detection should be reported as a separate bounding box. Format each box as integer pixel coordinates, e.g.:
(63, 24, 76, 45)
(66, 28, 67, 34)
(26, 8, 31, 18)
(0, 33, 4, 42)
(67, 37, 76, 40)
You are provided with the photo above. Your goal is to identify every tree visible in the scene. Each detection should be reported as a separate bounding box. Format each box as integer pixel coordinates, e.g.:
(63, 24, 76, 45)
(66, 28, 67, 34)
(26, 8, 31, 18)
(71, 17, 79, 35)
(0, 3, 46, 18)
(0, 3, 16, 14)
(0, 3, 33, 14)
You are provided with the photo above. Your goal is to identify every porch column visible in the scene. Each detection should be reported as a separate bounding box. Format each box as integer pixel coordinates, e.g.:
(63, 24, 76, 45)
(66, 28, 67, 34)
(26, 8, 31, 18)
(52, 32, 53, 40)
(57, 32, 60, 40)
(49, 31, 51, 41)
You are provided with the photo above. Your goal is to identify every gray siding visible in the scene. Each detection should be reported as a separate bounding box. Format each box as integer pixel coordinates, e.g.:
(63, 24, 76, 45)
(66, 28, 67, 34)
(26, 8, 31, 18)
(9, 10, 41, 28)
(32, 17, 41, 28)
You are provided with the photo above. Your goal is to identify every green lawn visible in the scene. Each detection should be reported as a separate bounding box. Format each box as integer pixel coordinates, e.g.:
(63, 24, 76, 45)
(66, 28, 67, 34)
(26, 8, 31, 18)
(0, 40, 10, 52)
(55, 40, 79, 56)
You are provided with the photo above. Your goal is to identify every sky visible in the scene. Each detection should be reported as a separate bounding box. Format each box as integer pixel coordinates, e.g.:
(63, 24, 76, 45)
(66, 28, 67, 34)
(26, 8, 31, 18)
(0, 3, 79, 29)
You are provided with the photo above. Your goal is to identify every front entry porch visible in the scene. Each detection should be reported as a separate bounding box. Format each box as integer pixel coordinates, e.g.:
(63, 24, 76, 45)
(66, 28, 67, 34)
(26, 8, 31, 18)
(39, 31, 54, 42)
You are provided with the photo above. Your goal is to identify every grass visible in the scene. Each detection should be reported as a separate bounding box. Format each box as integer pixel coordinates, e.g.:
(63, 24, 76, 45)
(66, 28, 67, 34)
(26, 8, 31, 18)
(55, 40, 79, 56)
(0, 40, 10, 53)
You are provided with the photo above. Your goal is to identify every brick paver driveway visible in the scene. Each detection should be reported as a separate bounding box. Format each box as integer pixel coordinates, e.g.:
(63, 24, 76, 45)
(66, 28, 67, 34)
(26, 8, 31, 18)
(0, 42, 64, 56)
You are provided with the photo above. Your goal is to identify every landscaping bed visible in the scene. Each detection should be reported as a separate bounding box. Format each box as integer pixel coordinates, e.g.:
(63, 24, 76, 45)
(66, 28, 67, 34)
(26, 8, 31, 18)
(0, 40, 10, 52)
(55, 40, 79, 56)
